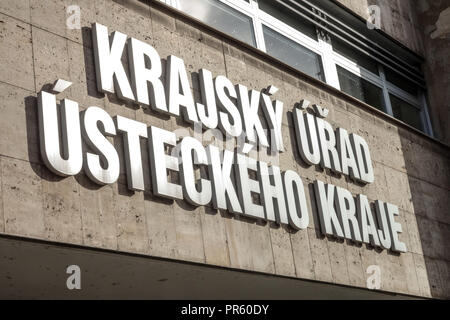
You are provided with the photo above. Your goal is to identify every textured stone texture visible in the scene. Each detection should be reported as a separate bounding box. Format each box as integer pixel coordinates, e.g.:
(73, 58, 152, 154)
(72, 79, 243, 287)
(344, 244, 366, 288)
(173, 203, 205, 264)
(144, 193, 176, 259)
(0, 0, 449, 299)
(335, 0, 424, 54)
(32, 26, 69, 93)
(290, 228, 315, 280)
(327, 239, 351, 285)
(41, 168, 83, 244)
(200, 207, 230, 267)
(0, 0, 31, 23)
(224, 215, 253, 271)
(0, 157, 3, 233)
(79, 174, 118, 250)
(308, 228, 333, 283)
(2, 158, 44, 238)
(0, 13, 34, 91)
(269, 225, 296, 277)
(0, 82, 40, 164)
(114, 183, 148, 255)
(417, 0, 450, 146)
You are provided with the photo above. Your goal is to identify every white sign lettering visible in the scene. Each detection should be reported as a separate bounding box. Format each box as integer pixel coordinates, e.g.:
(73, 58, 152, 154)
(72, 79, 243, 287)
(35, 22, 407, 254)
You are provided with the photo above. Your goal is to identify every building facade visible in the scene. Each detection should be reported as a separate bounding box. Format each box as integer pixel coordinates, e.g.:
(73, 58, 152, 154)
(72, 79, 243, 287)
(0, 0, 449, 299)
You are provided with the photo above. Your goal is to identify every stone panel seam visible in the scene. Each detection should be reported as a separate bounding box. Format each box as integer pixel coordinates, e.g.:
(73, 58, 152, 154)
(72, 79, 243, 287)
(403, 204, 450, 228)
(380, 161, 450, 192)
(305, 229, 317, 281)
(139, 192, 151, 256)
(408, 253, 422, 297)
(38, 156, 46, 240)
(344, 244, 365, 289)
(198, 206, 207, 265)
(28, 0, 36, 93)
(0, 79, 35, 95)
(76, 176, 85, 247)
(412, 212, 450, 228)
(0, 157, 4, 232)
(288, 232, 299, 279)
(0, 10, 29, 29)
(221, 210, 233, 269)
(0, 155, 40, 167)
(0, 153, 42, 167)
(0, 10, 94, 52)
(421, 251, 450, 264)
(221, 42, 229, 79)
(266, 223, 277, 275)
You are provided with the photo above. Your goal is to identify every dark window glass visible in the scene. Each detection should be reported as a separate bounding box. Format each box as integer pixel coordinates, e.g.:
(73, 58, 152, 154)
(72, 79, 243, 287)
(263, 25, 325, 81)
(384, 68, 419, 96)
(390, 94, 423, 131)
(258, 0, 318, 41)
(178, 0, 256, 46)
(337, 65, 385, 111)
(332, 37, 379, 75)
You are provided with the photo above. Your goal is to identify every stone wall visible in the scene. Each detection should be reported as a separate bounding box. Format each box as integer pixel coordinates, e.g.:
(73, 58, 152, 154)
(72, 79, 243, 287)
(0, 0, 449, 298)
(335, 0, 425, 54)
(416, 0, 450, 148)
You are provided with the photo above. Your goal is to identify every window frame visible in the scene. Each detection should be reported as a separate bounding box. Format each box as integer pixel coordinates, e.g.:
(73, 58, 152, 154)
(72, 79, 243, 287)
(258, 13, 326, 81)
(160, 0, 434, 136)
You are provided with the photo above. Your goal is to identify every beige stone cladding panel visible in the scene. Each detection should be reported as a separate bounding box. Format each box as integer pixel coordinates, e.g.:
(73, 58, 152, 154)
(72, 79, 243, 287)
(79, 173, 118, 250)
(0, 83, 40, 164)
(144, 193, 177, 260)
(269, 225, 296, 277)
(172, 202, 205, 264)
(200, 206, 230, 268)
(0, 13, 34, 91)
(307, 228, 333, 283)
(32, 26, 70, 100)
(0, 0, 31, 23)
(290, 228, 315, 280)
(41, 167, 83, 244)
(67, 41, 106, 110)
(113, 183, 149, 255)
(1, 158, 45, 239)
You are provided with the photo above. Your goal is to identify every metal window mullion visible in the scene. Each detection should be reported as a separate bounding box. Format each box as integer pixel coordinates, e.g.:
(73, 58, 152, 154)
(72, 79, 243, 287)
(249, 0, 267, 51)
(385, 78, 423, 104)
(216, 0, 260, 49)
(219, 0, 254, 14)
(386, 84, 422, 109)
(257, 10, 323, 55)
(420, 91, 434, 137)
(319, 38, 340, 89)
(379, 65, 393, 116)
(333, 54, 383, 87)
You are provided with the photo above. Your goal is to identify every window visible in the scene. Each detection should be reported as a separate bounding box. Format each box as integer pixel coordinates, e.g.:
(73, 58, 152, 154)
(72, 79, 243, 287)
(332, 37, 379, 75)
(384, 67, 419, 96)
(177, 0, 256, 46)
(337, 66, 385, 111)
(169, 0, 433, 136)
(263, 26, 325, 81)
(390, 94, 423, 131)
(258, 0, 317, 41)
